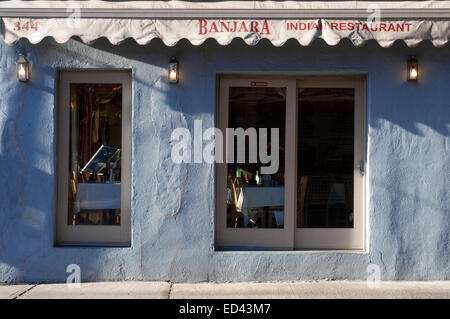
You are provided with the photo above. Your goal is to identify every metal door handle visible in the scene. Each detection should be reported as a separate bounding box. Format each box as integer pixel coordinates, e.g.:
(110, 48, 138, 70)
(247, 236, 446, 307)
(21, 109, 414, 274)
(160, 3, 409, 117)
(359, 160, 365, 176)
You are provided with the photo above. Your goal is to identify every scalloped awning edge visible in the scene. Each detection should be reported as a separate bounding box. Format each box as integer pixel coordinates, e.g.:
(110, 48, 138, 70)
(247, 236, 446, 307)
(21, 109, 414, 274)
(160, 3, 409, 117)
(1, 18, 449, 48)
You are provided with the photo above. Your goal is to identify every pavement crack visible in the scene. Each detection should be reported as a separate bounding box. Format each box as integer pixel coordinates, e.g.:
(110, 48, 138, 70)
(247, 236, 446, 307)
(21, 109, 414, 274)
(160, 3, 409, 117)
(13, 283, 38, 299)
(168, 281, 174, 299)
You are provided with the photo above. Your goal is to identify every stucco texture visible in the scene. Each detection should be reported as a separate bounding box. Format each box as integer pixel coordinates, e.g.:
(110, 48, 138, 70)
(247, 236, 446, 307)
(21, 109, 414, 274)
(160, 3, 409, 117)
(0, 37, 448, 282)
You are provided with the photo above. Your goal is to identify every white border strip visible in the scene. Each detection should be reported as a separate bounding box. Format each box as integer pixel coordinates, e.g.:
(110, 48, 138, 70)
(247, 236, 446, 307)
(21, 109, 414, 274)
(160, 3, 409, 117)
(1, 8, 450, 19)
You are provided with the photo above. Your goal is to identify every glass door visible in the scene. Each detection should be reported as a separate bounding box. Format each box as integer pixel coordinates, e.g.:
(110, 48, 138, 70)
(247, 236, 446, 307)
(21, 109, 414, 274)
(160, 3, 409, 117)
(216, 78, 296, 249)
(295, 77, 365, 249)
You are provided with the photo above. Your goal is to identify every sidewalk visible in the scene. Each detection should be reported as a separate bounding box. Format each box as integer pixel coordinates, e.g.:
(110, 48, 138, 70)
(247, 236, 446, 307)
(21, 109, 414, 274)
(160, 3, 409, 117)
(1, 281, 449, 299)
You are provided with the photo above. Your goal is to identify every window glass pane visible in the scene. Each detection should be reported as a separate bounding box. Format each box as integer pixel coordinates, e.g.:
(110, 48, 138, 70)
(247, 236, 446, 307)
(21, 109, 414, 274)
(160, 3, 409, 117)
(297, 88, 354, 228)
(227, 87, 286, 228)
(68, 83, 122, 226)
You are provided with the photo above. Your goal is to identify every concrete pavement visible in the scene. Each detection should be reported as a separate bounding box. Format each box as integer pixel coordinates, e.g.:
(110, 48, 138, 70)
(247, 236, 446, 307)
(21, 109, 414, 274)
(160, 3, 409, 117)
(18, 281, 170, 299)
(171, 281, 450, 299)
(0, 281, 448, 299)
(0, 284, 35, 299)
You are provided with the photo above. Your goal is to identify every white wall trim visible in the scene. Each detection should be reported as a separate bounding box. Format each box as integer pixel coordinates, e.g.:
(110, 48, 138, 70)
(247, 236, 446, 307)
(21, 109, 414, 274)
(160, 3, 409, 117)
(1, 8, 450, 19)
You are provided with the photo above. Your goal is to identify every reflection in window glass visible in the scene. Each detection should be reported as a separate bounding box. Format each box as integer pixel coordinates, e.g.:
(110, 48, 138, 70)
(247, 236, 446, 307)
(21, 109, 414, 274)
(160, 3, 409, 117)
(227, 87, 286, 229)
(297, 88, 354, 228)
(68, 84, 122, 226)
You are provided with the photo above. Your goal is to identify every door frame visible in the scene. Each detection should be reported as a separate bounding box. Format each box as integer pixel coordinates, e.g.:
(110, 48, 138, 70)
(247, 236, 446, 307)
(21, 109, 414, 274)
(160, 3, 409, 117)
(216, 75, 366, 250)
(215, 77, 297, 249)
(294, 76, 366, 250)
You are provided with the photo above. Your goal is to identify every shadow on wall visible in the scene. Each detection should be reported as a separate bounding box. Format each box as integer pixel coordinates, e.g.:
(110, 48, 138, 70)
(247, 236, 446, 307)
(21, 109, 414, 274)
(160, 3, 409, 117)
(85, 35, 450, 136)
(0, 41, 107, 283)
(0, 37, 197, 283)
(0, 64, 54, 282)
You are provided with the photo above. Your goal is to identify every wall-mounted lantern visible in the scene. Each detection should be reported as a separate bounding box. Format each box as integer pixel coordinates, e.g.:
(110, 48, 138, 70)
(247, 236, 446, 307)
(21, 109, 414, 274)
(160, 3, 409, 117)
(17, 55, 30, 82)
(407, 56, 418, 82)
(168, 57, 179, 84)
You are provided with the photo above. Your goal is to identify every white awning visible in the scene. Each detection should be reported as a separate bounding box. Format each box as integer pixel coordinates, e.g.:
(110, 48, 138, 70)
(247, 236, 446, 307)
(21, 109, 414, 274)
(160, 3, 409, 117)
(1, 1, 449, 48)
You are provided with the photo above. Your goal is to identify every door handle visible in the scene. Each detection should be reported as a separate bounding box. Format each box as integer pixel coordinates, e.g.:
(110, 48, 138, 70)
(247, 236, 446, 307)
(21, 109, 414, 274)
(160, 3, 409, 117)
(359, 160, 365, 176)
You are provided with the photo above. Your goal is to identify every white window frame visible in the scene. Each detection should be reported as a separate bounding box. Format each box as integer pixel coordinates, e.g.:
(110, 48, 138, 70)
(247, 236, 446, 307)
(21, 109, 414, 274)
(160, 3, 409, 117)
(216, 78, 297, 249)
(56, 71, 132, 246)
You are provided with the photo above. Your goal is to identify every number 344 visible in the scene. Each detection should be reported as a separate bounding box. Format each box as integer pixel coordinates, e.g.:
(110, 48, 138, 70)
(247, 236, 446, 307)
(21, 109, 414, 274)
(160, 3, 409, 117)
(13, 21, 39, 32)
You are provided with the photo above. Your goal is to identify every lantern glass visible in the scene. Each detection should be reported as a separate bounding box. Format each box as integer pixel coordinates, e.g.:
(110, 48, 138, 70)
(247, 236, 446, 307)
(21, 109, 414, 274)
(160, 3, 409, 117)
(168, 58, 178, 83)
(408, 57, 418, 82)
(17, 56, 29, 82)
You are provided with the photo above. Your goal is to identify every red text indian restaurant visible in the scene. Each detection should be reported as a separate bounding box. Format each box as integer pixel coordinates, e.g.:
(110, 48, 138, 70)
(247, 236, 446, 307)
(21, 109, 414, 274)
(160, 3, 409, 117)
(0, 1, 449, 283)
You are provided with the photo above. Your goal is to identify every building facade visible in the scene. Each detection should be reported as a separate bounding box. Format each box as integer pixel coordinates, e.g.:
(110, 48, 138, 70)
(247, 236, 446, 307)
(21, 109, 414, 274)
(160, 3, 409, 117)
(0, 1, 449, 283)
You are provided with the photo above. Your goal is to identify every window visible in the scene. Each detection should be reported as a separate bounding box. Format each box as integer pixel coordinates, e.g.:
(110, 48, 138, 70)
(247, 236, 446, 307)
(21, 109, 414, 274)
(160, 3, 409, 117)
(226, 86, 286, 230)
(56, 71, 132, 246)
(216, 76, 365, 250)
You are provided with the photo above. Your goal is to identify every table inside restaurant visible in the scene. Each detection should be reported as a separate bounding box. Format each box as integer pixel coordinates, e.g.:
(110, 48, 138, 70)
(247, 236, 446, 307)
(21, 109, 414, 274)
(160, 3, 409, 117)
(240, 186, 284, 227)
(74, 182, 121, 214)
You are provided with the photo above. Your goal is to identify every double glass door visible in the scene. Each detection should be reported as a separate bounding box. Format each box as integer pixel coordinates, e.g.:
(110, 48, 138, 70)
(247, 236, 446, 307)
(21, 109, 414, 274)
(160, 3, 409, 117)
(216, 77, 365, 250)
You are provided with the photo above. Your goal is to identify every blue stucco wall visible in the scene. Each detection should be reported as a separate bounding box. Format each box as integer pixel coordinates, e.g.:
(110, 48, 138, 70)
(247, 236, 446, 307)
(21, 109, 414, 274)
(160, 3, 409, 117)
(0, 37, 448, 283)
